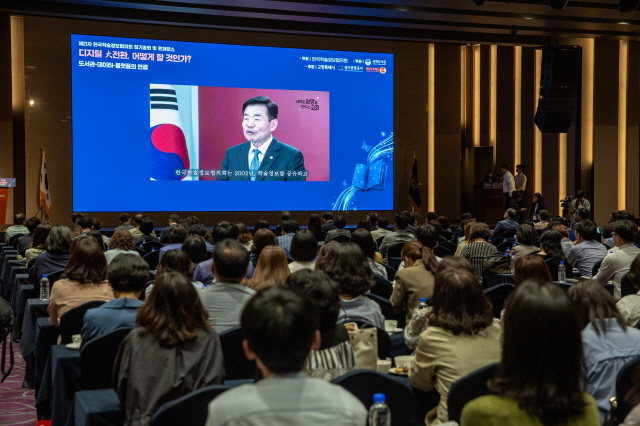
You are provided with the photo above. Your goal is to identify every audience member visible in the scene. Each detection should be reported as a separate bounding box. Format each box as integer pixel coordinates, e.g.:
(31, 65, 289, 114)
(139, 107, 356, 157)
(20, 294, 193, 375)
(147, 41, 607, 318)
(114, 272, 224, 426)
(513, 255, 552, 288)
(409, 266, 501, 425)
(276, 220, 298, 252)
(368, 212, 378, 229)
(188, 223, 214, 252)
(146, 249, 204, 297)
(314, 240, 338, 270)
(86, 230, 106, 251)
(158, 224, 187, 261)
(461, 222, 499, 283)
(252, 219, 270, 236)
(288, 230, 317, 273)
(490, 208, 519, 239)
(501, 164, 516, 209)
(570, 190, 591, 218)
(453, 212, 473, 241)
(318, 242, 383, 328)
(181, 235, 209, 265)
(5, 213, 28, 243)
(391, 241, 437, 323)
(205, 286, 366, 426)
(356, 217, 371, 232)
(512, 223, 538, 256)
(534, 209, 550, 230)
(530, 192, 546, 223)
(617, 255, 640, 326)
(17, 216, 41, 252)
(70, 212, 85, 231)
(425, 211, 438, 222)
(129, 213, 156, 238)
(404, 211, 419, 235)
(370, 217, 391, 242)
(506, 191, 523, 219)
(81, 254, 148, 344)
(29, 225, 74, 286)
(537, 228, 572, 281)
(105, 230, 140, 265)
(48, 236, 114, 326)
(199, 239, 255, 332)
(350, 228, 386, 278)
(454, 218, 476, 256)
(307, 214, 325, 242)
(593, 220, 640, 299)
(132, 218, 159, 245)
(114, 213, 134, 231)
(286, 269, 356, 380)
(321, 211, 336, 233)
(567, 220, 608, 278)
(76, 216, 94, 235)
(193, 221, 244, 285)
(159, 213, 179, 243)
(567, 279, 640, 422)
(325, 215, 351, 242)
(91, 218, 110, 247)
(237, 222, 253, 251)
(25, 223, 51, 262)
(273, 210, 291, 237)
(249, 228, 278, 268)
(461, 280, 599, 426)
(552, 222, 574, 256)
(602, 222, 615, 249)
(244, 245, 290, 291)
(379, 212, 416, 259)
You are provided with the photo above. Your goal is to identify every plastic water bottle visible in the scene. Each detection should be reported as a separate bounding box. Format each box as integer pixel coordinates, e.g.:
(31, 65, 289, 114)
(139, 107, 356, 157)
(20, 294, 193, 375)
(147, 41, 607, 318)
(40, 275, 50, 300)
(558, 261, 566, 283)
(505, 247, 514, 273)
(418, 298, 428, 310)
(368, 393, 391, 426)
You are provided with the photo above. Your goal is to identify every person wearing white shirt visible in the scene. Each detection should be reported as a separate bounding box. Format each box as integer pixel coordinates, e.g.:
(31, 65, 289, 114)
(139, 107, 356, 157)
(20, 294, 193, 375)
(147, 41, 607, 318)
(501, 164, 516, 210)
(593, 220, 640, 300)
(514, 164, 527, 203)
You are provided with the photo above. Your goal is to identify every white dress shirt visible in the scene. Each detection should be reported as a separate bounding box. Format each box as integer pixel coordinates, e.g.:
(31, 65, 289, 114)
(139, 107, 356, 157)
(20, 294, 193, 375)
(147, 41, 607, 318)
(502, 171, 515, 195)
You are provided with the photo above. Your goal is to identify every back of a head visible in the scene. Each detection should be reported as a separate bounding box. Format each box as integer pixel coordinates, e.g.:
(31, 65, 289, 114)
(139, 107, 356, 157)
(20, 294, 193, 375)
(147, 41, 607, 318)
(241, 286, 319, 374)
(290, 230, 318, 262)
(436, 255, 474, 275)
(552, 223, 570, 239)
(212, 221, 240, 244)
(76, 216, 94, 230)
(437, 216, 450, 230)
(395, 212, 409, 230)
(109, 229, 135, 251)
(319, 242, 373, 297)
(188, 223, 207, 237)
(494, 280, 585, 424)
(576, 190, 585, 199)
(576, 207, 590, 221)
(469, 222, 490, 242)
(425, 212, 437, 222)
(45, 225, 74, 254)
(516, 223, 536, 245)
(356, 218, 371, 231)
(139, 218, 155, 235)
(86, 230, 105, 250)
(567, 279, 626, 335)
(334, 215, 347, 229)
(181, 235, 208, 264)
(92, 218, 102, 231)
(416, 224, 439, 249)
(614, 219, 638, 244)
(169, 214, 180, 224)
(109, 254, 150, 293)
(71, 212, 85, 224)
(286, 269, 340, 333)
(307, 214, 322, 233)
(401, 241, 424, 264)
(158, 249, 194, 281)
(213, 239, 250, 282)
(26, 217, 41, 233)
(237, 222, 252, 243)
(253, 219, 270, 235)
(252, 228, 277, 256)
(32, 223, 52, 249)
(138, 271, 210, 347)
(628, 256, 640, 290)
(369, 212, 378, 224)
(280, 210, 291, 221)
(350, 228, 376, 260)
(252, 245, 290, 289)
(178, 217, 192, 229)
(66, 235, 108, 284)
(616, 210, 635, 222)
(429, 267, 493, 335)
(281, 220, 298, 234)
(376, 217, 389, 230)
(119, 213, 130, 224)
(315, 240, 339, 270)
(511, 191, 521, 200)
(460, 212, 473, 223)
(574, 220, 597, 241)
(133, 213, 145, 226)
(322, 212, 333, 221)
(463, 218, 477, 241)
(13, 213, 26, 226)
(539, 229, 564, 262)
(538, 209, 550, 222)
(167, 224, 188, 244)
(506, 208, 517, 219)
(514, 255, 552, 287)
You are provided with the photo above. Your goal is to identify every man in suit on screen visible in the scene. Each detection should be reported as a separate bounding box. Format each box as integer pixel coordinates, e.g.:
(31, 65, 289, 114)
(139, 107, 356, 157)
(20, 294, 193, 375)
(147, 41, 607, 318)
(218, 96, 306, 181)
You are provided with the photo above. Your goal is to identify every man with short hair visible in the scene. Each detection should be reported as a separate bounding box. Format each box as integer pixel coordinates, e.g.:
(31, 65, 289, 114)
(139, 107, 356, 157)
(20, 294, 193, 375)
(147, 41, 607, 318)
(489, 209, 519, 240)
(370, 217, 391, 241)
(70, 212, 85, 232)
(593, 220, 640, 299)
(274, 210, 291, 237)
(404, 211, 419, 235)
(198, 239, 256, 333)
(159, 214, 180, 243)
(277, 220, 298, 253)
(205, 286, 366, 426)
(114, 213, 134, 231)
(5, 213, 28, 243)
(321, 212, 335, 233)
(567, 220, 608, 278)
(158, 225, 187, 260)
(501, 164, 515, 210)
(514, 164, 527, 201)
(507, 191, 524, 222)
(17, 216, 41, 252)
(133, 218, 160, 245)
(76, 216, 94, 236)
(129, 213, 157, 238)
(189, 223, 214, 252)
(570, 190, 591, 214)
(379, 212, 416, 259)
(218, 96, 306, 181)
(325, 216, 351, 242)
(80, 254, 147, 343)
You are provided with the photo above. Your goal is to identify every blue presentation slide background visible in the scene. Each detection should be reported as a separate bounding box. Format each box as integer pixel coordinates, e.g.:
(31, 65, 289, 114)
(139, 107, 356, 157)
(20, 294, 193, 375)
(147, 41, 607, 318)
(71, 34, 394, 212)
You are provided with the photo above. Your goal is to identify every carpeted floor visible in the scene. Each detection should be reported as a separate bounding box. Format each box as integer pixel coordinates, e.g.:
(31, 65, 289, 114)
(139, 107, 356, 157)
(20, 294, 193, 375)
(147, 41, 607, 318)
(0, 342, 37, 426)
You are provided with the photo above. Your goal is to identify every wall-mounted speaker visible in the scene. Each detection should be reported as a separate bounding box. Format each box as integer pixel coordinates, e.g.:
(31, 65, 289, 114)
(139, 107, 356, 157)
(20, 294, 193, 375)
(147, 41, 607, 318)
(534, 46, 581, 133)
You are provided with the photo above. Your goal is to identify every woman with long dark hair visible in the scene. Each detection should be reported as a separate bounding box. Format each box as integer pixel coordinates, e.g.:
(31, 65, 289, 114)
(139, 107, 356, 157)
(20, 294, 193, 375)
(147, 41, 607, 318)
(537, 228, 573, 281)
(307, 214, 325, 242)
(350, 228, 386, 278)
(25, 223, 52, 262)
(410, 266, 500, 425)
(114, 272, 224, 426)
(530, 192, 546, 222)
(462, 280, 600, 426)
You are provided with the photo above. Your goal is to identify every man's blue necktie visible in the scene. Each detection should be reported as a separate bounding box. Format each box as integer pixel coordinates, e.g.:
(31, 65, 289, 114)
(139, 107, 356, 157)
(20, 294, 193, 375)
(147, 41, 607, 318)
(249, 148, 260, 181)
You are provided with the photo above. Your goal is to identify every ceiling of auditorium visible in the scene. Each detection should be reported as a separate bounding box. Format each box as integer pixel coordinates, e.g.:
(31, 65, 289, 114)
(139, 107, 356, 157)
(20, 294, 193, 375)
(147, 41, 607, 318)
(3, 0, 640, 45)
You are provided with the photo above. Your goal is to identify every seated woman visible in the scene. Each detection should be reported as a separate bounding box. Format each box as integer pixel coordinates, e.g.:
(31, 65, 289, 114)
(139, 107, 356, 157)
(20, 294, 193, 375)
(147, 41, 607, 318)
(318, 242, 384, 329)
(534, 209, 550, 230)
(567, 279, 640, 423)
(145, 249, 204, 296)
(250, 228, 277, 267)
(454, 218, 476, 256)
(286, 269, 356, 380)
(617, 255, 640, 326)
(461, 280, 600, 426)
(48, 236, 114, 326)
(25, 223, 51, 263)
(514, 255, 552, 287)
(537, 228, 573, 281)
(236, 222, 254, 251)
(29, 225, 74, 287)
(288, 230, 317, 273)
(409, 266, 501, 425)
(350, 229, 386, 278)
(314, 240, 338, 270)
(307, 214, 325, 242)
(460, 222, 498, 283)
(114, 272, 225, 426)
(244, 245, 290, 291)
(390, 241, 437, 324)
(105, 229, 140, 265)
(404, 256, 475, 351)
(511, 223, 538, 257)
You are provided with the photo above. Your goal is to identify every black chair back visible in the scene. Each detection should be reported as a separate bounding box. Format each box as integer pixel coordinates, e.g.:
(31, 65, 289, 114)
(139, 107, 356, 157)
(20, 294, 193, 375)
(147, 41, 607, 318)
(376, 262, 395, 281)
(490, 237, 504, 247)
(433, 245, 452, 258)
(496, 241, 514, 253)
(387, 243, 406, 258)
(8, 234, 26, 249)
(18, 247, 27, 257)
(447, 363, 499, 423)
(553, 281, 572, 292)
(348, 320, 391, 360)
(621, 273, 636, 298)
(388, 257, 402, 271)
(439, 241, 457, 253)
(376, 236, 386, 248)
(219, 327, 257, 380)
(141, 241, 164, 253)
(614, 356, 640, 422)
(143, 250, 161, 270)
(371, 276, 393, 300)
(441, 230, 453, 241)
(332, 235, 351, 244)
(592, 258, 603, 277)
(484, 283, 515, 318)
(26, 258, 36, 272)
(35, 269, 65, 294)
(59, 300, 107, 344)
(150, 385, 231, 426)
(80, 327, 133, 389)
(135, 247, 147, 256)
(332, 370, 419, 426)
(365, 293, 395, 321)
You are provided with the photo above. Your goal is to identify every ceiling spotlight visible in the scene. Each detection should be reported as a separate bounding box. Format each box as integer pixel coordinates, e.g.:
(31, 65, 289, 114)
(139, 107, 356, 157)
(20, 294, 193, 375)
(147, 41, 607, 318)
(619, 0, 640, 12)
(472, 0, 485, 5)
(549, 0, 570, 10)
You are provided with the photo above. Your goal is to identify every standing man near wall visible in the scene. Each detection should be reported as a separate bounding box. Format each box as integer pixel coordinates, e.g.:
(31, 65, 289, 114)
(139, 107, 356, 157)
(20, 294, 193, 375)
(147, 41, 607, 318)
(514, 165, 527, 205)
(501, 164, 515, 211)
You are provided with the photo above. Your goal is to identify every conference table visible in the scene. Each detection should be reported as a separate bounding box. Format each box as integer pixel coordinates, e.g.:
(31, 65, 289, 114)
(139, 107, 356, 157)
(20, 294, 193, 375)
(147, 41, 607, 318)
(37, 344, 82, 426)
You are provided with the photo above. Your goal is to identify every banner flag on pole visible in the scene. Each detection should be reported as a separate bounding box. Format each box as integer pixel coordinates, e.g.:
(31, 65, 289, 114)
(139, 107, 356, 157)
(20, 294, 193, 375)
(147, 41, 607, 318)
(409, 154, 421, 208)
(39, 148, 52, 215)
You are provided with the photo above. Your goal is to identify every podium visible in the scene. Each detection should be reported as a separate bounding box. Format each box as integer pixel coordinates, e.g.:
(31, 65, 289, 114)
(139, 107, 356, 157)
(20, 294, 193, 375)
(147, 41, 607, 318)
(0, 178, 16, 225)
(474, 182, 504, 225)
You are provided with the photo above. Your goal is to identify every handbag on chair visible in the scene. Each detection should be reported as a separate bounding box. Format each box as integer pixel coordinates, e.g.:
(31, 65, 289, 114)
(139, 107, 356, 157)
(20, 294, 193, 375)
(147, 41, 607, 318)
(344, 322, 378, 370)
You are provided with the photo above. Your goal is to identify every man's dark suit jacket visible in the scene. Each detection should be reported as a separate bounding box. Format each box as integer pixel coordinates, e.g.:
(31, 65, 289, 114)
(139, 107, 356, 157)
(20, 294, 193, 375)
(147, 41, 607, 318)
(321, 221, 336, 233)
(218, 137, 306, 181)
